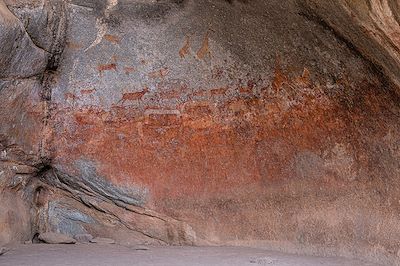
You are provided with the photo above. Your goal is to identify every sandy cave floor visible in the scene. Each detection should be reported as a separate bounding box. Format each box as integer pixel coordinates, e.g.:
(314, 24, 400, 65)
(0, 244, 381, 266)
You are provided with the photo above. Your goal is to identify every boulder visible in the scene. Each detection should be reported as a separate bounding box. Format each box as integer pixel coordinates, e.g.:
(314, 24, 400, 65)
(38, 232, 76, 244)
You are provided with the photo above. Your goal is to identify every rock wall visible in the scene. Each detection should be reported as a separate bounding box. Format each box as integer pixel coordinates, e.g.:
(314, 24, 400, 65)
(0, 0, 399, 265)
(303, 0, 400, 89)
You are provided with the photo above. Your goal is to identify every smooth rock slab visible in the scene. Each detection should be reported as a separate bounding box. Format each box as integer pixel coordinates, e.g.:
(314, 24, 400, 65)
(90, 237, 115, 244)
(38, 232, 76, 244)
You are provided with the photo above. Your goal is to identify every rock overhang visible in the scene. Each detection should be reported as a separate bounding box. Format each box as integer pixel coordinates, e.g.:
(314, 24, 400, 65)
(0, 0, 399, 265)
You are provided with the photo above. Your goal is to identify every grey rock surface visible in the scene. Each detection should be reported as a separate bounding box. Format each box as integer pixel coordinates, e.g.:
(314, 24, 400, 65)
(48, 201, 96, 237)
(0, 0, 48, 78)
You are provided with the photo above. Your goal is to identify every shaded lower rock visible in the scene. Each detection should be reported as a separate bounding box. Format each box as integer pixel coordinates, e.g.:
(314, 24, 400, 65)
(0, 190, 32, 246)
(0, 159, 41, 246)
(53, 159, 149, 208)
(47, 201, 96, 236)
(34, 170, 198, 247)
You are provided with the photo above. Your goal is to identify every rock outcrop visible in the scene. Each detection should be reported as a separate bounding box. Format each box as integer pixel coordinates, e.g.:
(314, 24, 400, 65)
(0, 0, 399, 265)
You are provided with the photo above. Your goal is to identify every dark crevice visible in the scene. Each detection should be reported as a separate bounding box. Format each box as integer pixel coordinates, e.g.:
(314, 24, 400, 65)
(34, 186, 47, 207)
(36, 1, 68, 162)
(34, 164, 52, 178)
(0, 73, 44, 82)
(32, 233, 41, 243)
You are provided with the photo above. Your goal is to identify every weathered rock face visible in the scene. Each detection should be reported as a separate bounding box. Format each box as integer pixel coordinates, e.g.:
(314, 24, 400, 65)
(303, 0, 400, 89)
(0, 0, 399, 265)
(0, 0, 48, 78)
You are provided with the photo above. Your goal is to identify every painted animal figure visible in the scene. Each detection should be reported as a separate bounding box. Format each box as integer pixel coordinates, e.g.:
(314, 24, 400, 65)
(118, 87, 149, 105)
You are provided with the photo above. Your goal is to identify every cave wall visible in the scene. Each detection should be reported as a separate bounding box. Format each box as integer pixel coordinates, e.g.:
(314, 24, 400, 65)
(0, 0, 47, 245)
(303, 0, 400, 89)
(0, 0, 400, 265)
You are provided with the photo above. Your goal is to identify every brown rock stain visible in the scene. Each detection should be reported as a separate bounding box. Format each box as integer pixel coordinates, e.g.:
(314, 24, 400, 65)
(97, 63, 117, 75)
(80, 89, 96, 95)
(197, 32, 210, 60)
(272, 60, 288, 92)
(64, 93, 80, 101)
(179, 36, 191, 58)
(183, 102, 213, 118)
(240, 87, 253, 94)
(118, 88, 149, 105)
(193, 89, 209, 97)
(211, 87, 228, 96)
(54, 74, 350, 200)
(183, 103, 214, 129)
(124, 66, 135, 75)
(66, 41, 83, 50)
(148, 68, 169, 79)
(299, 68, 311, 85)
(104, 34, 121, 44)
(145, 113, 182, 127)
